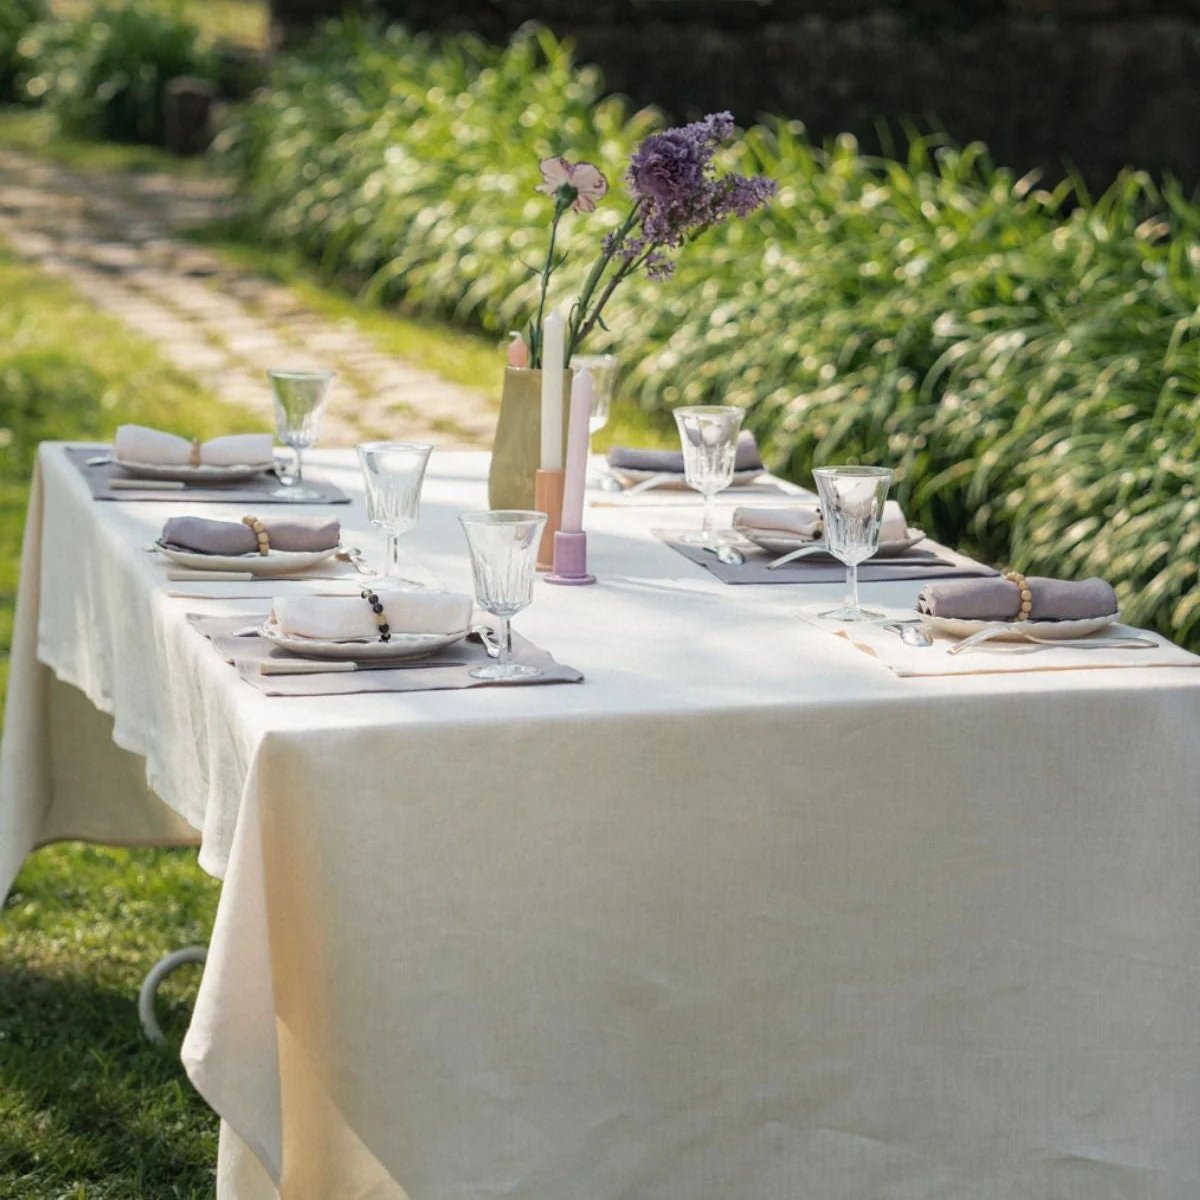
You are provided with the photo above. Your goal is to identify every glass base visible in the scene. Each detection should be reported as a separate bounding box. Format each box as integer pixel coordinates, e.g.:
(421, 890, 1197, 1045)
(820, 604, 887, 622)
(675, 529, 721, 547)
(269, 484, 326, 503)
(470, 662, 542, 682)
(361, 575, 424, 593)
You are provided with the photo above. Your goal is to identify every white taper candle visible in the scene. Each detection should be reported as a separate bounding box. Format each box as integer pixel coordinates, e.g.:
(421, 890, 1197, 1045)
(540, 309, 565, 470)
(560, 368, 593, 534)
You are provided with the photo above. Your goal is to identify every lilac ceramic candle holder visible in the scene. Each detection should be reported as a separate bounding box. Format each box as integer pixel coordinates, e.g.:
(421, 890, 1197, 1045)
(545, 530, 596, 586)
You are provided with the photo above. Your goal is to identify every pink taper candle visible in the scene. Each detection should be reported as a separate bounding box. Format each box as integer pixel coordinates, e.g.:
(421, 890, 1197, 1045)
(560, 368, 593, 534)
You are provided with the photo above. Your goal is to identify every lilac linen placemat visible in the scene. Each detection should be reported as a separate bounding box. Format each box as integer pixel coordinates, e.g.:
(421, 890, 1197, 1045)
(188, 614, 583, 696)
(656, 532, 999, 585)
(67, 447, 349, 505)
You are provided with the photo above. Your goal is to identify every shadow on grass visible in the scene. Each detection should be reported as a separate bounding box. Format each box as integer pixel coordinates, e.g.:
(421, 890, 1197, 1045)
(0, 963, 217, 1197)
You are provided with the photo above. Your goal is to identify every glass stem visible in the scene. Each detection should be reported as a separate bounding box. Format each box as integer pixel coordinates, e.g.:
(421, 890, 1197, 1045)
(386, 532, 400, 582)
(846, 562, 860, 615)
(702, 493, 715, 541)
(497, 617, 512, 670)
(293, 446, 304, 484)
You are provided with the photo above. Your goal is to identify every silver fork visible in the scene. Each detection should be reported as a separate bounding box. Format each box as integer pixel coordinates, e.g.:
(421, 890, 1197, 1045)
(948, 625, 1158, 655)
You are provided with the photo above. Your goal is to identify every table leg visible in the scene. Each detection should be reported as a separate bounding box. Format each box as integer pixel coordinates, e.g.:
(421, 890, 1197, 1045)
(138, 945, 208, 1046)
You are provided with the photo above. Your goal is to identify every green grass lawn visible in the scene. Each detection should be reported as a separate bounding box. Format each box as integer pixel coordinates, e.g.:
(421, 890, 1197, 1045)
(0, 245, 250, 1197)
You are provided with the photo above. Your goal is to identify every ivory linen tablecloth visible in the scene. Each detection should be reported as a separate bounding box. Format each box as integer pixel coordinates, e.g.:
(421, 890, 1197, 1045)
(4, 444, 1200, 1200)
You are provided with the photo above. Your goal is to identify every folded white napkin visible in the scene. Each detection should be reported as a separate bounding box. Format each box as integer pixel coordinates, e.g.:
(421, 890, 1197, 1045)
(115, 425, 274, 467)
(271, 592, 473, 641)
(734, 500, 909, 543)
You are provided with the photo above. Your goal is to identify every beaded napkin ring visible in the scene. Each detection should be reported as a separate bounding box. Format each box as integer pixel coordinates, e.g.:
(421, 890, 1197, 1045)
(242, 514, 270, 556)
(1003, 569, 1033, 621)
(189, 438, 202, 467)
(361, 588, 391, 642)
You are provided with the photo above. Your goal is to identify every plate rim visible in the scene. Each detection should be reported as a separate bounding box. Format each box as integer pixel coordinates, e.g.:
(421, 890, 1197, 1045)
(114, 455, 276, 481)
(156, 540, 341, 574)
(609, 466, 765, 490)
(258, 617, 468, 660)
(735, 525, 927, 557)
(928, 612, 1121, 641)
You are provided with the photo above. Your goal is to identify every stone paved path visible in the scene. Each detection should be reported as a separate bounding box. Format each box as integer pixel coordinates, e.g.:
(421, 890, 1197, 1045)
(0, 148, 496, 448)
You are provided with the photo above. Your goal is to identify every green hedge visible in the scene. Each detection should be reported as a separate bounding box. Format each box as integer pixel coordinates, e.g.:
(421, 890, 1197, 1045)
(17, 2, 217, 144)
(222, 20, 1200, 647)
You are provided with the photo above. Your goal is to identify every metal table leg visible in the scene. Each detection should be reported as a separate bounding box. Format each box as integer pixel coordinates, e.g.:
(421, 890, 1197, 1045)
(138, 945, 208, 1046)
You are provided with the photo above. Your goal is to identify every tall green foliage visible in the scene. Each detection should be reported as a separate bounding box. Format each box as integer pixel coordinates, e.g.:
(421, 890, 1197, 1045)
(0, 0, 42, 102)
(18, 2, 216, 144)
(220, 20, 1200, 647)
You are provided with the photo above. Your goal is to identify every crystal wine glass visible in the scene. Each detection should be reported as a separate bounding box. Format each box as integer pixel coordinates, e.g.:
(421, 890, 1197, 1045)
(269, 368, 334, 502)
(459, 510, 547, 681)
(357, 441, 434, 591)
(673, 405, 745, 545)
(812, 466, 894, 621)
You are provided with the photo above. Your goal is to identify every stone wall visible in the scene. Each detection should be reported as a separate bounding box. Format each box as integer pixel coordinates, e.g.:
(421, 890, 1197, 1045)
(376, 0, 1200, 189)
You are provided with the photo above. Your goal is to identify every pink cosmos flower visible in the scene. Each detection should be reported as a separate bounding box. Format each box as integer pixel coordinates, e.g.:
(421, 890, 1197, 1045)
(536, 156, 609, 213)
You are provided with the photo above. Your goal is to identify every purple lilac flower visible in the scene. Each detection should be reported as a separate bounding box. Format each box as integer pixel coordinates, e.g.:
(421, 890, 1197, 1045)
(626, 112, 776, 255)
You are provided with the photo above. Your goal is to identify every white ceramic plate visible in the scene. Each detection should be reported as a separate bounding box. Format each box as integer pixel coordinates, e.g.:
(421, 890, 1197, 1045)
(156, 541, 340, 575)
(735, 525, 928, 558)
(258, 617, 468, 661)
(115, 457, 276, 483)
(929, 613, 1121, 642)
(609, 467, 765, 491)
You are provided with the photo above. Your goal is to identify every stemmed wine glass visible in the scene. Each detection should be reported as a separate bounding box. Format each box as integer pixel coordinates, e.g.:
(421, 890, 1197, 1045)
(357, 441, 434, 591)
(812, 466, 894, 621)
(673, 405, 745, 545)
(269, 368, 334, 502)
(573, 353, 617, 488)
(459, 510, 547, 681)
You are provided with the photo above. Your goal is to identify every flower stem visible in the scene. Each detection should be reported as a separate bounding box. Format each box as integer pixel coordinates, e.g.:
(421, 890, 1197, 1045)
(566, 205, 641, 362)
(531, 197, 570, 369)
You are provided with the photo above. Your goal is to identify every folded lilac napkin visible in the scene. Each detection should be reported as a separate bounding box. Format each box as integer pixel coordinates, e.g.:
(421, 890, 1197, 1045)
(608, 431, 762, 474)
(161, 515, 341, 555)
(734, 499, 909, 544)
(917, 576, 1118, 621)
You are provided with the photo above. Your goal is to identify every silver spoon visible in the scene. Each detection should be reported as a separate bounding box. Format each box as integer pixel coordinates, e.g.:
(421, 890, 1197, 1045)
(883, 621, 934, 647)
(702, 542, 745, 567)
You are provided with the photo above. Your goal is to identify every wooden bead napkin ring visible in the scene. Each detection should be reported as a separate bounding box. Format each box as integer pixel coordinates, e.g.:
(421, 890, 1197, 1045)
(242, 515, 270, 556)
(190, 438, 202, 467)
(1003, 569, 1033, 621)
(360, 588, 391, 642)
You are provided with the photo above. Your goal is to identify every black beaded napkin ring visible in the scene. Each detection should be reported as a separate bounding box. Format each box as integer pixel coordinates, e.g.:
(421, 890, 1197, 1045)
(242, 514, 270, 556)
(1003, 569, 1033, 621)
(361, 588, 391, 642)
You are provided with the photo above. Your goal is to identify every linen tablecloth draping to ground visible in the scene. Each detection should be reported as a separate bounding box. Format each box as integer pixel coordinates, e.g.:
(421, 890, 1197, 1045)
(4, 444, 1200, 1200)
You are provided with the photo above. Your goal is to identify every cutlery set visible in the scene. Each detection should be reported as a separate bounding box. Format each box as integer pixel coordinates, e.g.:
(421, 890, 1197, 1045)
(879, 620, 1158, 655)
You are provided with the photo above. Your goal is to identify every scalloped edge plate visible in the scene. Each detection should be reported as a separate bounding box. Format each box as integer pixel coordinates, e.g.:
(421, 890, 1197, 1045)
(929, 613, 1121, 642)
(609, 467, 765, 491)
(156, 540, 340, 575)
(258, 617, 468, 661)
(115, 457, 276, 483)
(736, 525, 928, 558)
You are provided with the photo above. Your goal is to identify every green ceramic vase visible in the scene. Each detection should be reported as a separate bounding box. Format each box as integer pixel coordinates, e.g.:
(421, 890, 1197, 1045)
(487, 367, 574, 510)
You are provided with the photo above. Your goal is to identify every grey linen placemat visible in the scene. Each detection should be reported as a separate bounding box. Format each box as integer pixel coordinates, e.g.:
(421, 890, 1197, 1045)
(657, 532, 999, 585)
(188, 614, 583, 696)
(68, 447, 349, 505)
